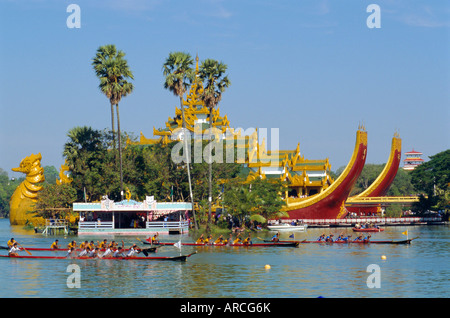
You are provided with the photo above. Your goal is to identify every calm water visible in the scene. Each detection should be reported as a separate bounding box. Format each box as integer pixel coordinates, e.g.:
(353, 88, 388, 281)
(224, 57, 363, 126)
(0, 218, 449, 298)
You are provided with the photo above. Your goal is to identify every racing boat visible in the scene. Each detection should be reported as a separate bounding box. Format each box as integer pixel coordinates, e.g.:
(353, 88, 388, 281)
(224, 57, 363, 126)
(264, 238, 417, 245)
(0, 252, 196, 262)
(143, 241, 299, 247)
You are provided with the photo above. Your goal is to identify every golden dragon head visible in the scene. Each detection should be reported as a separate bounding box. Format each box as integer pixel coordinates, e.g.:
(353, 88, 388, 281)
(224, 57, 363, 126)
(11, 153, 45, 198)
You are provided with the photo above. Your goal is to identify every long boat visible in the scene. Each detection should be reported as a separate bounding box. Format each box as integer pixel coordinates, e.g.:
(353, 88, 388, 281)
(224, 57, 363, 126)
(264, 238, 417, 245)
(0, 253, 196, 262)
(142, 241, 299, 247)
(1, 246, 159, 253)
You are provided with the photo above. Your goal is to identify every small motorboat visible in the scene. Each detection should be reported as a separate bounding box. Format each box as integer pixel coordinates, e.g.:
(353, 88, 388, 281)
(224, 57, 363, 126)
(267, 223, 308, 231)
(352, 227, 384, 232)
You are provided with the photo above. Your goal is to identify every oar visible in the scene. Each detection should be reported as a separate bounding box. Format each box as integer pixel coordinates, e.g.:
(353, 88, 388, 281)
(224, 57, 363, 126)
(17, 243, 32, 255)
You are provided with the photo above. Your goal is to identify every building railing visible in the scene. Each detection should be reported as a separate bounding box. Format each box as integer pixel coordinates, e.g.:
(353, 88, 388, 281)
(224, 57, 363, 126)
(146, 220, 189, 229)
(78, 220, 189, 230)
(45, 219, 68, 228)
(79, 221, 114, 230)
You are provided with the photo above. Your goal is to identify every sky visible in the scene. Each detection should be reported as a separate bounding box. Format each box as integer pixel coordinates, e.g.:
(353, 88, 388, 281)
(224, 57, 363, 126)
(0, 0, 449, 179)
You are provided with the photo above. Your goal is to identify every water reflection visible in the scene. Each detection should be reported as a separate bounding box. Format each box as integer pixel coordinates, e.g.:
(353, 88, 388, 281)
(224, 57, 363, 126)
(1, 220, 449, 298)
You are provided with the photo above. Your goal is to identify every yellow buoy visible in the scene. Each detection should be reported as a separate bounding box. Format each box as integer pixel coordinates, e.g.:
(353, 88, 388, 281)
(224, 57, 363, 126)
(381, 255, 387, 260)
(264, 264, 271, 269)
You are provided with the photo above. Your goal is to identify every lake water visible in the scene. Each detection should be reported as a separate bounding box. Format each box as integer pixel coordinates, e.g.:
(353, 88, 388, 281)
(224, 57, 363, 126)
(0, 218, 449, 299)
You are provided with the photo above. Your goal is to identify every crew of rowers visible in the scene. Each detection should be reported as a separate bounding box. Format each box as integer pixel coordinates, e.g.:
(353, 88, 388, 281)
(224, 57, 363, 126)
(194, 233, 253, 245)
(354, 222, 380, 229)
(63, 239, 145, 258)
(317, 233, 372, 242)
(6, 237, 143, 258)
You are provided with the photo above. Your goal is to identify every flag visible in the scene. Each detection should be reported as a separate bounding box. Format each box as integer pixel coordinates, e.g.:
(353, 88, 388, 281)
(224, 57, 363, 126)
(174, 240, 182, 249)
(289, 233, 294, 239)
(402, 230, 408, 236)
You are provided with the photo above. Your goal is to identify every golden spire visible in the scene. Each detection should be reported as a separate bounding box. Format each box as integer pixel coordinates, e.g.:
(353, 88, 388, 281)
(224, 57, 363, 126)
(195, 53, 199, 72)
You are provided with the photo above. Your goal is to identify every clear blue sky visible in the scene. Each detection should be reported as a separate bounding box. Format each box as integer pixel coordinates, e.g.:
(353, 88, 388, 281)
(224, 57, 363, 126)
(1, 0, 449, 179)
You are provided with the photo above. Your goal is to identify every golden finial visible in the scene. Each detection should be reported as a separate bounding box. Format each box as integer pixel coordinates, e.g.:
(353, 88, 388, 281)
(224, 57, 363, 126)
(195, 53, 199, 71)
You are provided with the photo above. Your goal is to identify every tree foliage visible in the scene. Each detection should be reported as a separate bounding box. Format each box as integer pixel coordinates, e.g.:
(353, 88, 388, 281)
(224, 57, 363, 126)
(33, 183, 77, 220)
(223, 178, 287, 227)
(410, 149, 450, 213)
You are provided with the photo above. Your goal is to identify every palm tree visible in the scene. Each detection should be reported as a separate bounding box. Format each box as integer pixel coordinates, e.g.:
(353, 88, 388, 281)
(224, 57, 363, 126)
(198, 59, 231, 231)
(162, 51, 198, 229)
(92, 44, 134, 199)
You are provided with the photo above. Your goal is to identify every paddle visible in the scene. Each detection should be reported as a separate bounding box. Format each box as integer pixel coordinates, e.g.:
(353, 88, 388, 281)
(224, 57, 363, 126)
(17, 243, 32, 255)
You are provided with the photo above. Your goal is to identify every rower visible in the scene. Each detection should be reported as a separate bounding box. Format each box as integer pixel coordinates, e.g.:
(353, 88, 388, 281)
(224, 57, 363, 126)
(68, 240, 77, 249)
(363, 234, 372, 242)
(196, 234, 205, 244)
(78, 246, 90, 257)
(108, 241, 117, 249)
(243, 234, 252, 245)
(99, 239, 108, 249)
(317, 234, 326, 242)
(214, 235, 224, 244)
(271, 232, 280, 242)
(89, 247, 100, 258)
(233, 233, 242, 245)
(127, 244, 140, 257)
(7, 238, 16, 248)
(8, 242, 21, 256)
(353, 234, 364, 242)
(66, 247, 76, 258)
(114, 247, 124, 258)
(101, 246, 113, 258)
(224, 234, 233, 245)
(325, 234, 334, 242)
(337, 234, 351, 242)
(151, 233, 160, 244)
(204, 235, 213, 244)
(79, 241, 89, 249)
(50, 239, 60, 250)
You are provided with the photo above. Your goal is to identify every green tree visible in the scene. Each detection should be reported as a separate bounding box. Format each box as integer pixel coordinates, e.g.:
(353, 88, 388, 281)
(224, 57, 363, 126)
(223, 178, 287, 228)
(162, 52, 197, 229)
(411, 149, 450, 213)
(63, 126, 117, 201)
(43, 166, 59, 185)
(33, 183, 77, 221)
(92, 44, 134, 198)
(198, 58, 231, 230)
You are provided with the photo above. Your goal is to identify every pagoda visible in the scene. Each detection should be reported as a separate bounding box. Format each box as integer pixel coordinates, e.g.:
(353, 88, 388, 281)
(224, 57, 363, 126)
(402, 149, 424, 171)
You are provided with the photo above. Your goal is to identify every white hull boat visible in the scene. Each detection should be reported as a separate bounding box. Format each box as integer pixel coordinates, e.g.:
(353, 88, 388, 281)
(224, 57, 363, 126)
(267, 224, 308, 231)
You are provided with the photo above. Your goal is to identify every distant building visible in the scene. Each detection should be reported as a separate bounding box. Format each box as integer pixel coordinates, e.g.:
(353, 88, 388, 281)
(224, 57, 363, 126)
(403, 149, 424, 171)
